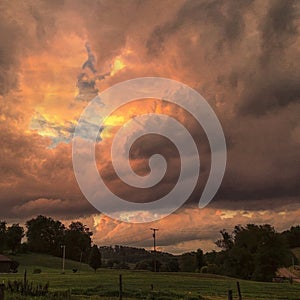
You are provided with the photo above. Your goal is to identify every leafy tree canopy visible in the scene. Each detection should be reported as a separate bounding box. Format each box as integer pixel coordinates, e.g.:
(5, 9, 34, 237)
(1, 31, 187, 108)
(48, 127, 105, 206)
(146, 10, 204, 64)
(215, 224, 292, 281)
(89, 245, 102, 272)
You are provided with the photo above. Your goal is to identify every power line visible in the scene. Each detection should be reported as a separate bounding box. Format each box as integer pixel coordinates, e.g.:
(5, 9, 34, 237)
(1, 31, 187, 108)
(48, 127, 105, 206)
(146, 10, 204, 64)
(181, 229, 218, 232)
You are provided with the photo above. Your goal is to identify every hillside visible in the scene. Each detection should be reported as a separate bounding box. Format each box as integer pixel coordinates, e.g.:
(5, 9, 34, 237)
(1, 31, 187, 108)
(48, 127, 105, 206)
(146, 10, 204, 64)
(9, 252, 93, 273)
(0, 253, 299, 300)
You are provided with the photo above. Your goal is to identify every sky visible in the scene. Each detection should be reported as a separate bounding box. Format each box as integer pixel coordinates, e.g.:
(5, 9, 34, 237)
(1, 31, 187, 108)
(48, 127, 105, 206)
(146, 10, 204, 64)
(0, 0, 299, 254)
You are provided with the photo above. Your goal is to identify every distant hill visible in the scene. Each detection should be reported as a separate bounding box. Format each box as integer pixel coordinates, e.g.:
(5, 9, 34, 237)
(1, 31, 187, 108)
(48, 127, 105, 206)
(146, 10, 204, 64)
(100, 245, 175, 264)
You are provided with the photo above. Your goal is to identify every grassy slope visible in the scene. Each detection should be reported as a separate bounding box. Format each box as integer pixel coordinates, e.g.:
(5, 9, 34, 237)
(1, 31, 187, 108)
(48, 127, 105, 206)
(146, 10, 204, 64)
(8, 252, 93, 273)
(1, 253, 300, 300)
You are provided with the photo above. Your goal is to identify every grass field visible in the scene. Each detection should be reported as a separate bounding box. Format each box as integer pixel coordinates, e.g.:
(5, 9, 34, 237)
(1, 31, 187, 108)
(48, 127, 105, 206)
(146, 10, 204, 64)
(1, 253, 300, 300)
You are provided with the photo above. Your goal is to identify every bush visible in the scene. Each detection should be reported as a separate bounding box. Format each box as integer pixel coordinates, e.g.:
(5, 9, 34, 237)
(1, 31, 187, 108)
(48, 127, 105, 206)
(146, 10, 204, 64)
(33, 268, 42, 274)
(113, 262, 130, 270)
(6, 279, 49, 296)
(206, 264, 219, 274)
(200, 266, 208, 273)
(160, 259, 180, 272)
(10, 260, 19, 273)
(105, 259, 114, 268)
(20, 243, 28, 254)
(135, 259, 162, 272)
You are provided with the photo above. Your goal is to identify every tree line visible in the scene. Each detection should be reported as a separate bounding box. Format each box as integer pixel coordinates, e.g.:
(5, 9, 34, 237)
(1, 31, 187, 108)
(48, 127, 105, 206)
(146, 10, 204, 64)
(188, 224, 300, 281)
(0, 221, 24, 254)
(0, 215, 299, 281)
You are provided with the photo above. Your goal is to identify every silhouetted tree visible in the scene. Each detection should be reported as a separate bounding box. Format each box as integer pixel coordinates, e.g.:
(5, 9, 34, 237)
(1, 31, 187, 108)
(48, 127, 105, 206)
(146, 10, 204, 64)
(161, 258, 180, 272)
(26, 215, 65, 254)
(135, 259, 162, 272)
(215, 229, 233, 250)
(252, 225, 291, 281)
(64, 221, 92, 261)
(204, 250, 217, 265)
(6, 224, 24, 254)
(88, 245, 102, 272)
(178, 252, 197, 272)
(282, 226, 300, 248)
(215, 224, 291, 281)
(196, 249, 205, 270)
(0, 221, 6, 253)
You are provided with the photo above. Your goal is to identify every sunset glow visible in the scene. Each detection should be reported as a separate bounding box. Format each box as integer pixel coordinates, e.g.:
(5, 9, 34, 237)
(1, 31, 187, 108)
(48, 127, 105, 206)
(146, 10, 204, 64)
(0, 0, 299, 256)
(110, 58, 126, 76)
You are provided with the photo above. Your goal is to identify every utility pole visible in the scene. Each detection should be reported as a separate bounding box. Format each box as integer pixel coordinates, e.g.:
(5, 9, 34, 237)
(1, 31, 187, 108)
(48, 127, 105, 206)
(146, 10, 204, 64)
(61, 245, 66, 274)
(150, 228, 159, 272)
(79, 251, 83, 273)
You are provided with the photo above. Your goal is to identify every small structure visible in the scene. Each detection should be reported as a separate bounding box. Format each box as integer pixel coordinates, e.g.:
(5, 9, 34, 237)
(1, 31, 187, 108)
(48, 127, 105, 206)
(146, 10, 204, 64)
(0, 254, 12, 273)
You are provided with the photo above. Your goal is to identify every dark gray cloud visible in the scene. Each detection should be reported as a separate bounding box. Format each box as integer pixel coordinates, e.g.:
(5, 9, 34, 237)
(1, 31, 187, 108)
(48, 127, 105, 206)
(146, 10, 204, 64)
(260, 0, 298, 65)
(0, 0, 299, 223)
(0, 11, 22, 94)
(143, 0, 300, 210)
(146, 0, 253, 56)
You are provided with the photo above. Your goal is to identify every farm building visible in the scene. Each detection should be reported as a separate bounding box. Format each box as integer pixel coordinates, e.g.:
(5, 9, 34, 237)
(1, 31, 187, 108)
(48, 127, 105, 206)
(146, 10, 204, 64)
(0, 254, 12, 273)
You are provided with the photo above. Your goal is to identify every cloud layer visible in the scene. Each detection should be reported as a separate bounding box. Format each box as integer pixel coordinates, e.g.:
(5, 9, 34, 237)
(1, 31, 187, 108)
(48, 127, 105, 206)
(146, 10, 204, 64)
(0, 0, 299, 251)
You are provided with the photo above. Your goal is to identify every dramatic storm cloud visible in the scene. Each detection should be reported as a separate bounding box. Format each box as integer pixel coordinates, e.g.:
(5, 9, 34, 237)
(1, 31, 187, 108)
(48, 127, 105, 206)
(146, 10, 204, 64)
(0, 0, 299, 252)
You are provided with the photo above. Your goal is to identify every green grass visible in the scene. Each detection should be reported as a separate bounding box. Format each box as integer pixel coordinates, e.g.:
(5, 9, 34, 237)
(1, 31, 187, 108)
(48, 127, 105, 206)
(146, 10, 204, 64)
(1, 253, 300, 300)
(8, 252, 93, 273)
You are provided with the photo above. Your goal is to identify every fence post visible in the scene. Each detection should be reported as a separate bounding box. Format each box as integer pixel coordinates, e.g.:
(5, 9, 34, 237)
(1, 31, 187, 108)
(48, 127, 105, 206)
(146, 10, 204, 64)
(24, 269, 27, 295)
(119, 274, 123, 300)
(0, 284, 5, 300)
(68, 288, 71, 300)
(228, 289, 233, 300)
(237, 281, 242, 300)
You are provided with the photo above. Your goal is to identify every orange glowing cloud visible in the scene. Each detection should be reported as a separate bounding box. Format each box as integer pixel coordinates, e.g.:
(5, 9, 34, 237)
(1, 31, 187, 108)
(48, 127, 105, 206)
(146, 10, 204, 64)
(0, 0, 299, 255)
(111, 58, 126, 76)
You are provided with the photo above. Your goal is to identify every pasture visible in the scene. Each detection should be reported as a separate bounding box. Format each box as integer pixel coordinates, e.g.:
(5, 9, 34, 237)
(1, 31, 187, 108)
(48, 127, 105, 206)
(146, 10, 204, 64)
(1, 253, 300, 300)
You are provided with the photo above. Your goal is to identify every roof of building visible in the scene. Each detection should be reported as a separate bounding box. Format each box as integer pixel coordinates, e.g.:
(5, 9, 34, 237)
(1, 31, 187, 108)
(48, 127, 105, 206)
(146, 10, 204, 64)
(0, 254, 12, 262)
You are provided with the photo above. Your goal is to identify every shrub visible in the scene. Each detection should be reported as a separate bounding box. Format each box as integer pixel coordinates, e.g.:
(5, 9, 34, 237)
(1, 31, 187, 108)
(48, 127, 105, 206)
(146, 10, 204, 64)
(113, 262, 130, 270)
(10, 260, 19, 273)
(33, 268, 42, 274)
(6, 279, 49, 296)
(206, 264, 219, 274)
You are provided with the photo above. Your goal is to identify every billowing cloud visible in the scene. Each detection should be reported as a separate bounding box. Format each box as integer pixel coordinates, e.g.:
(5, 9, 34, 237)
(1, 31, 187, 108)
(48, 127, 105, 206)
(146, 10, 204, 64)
(91, 204, 300, 253)
(0, 0, 299, 251)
